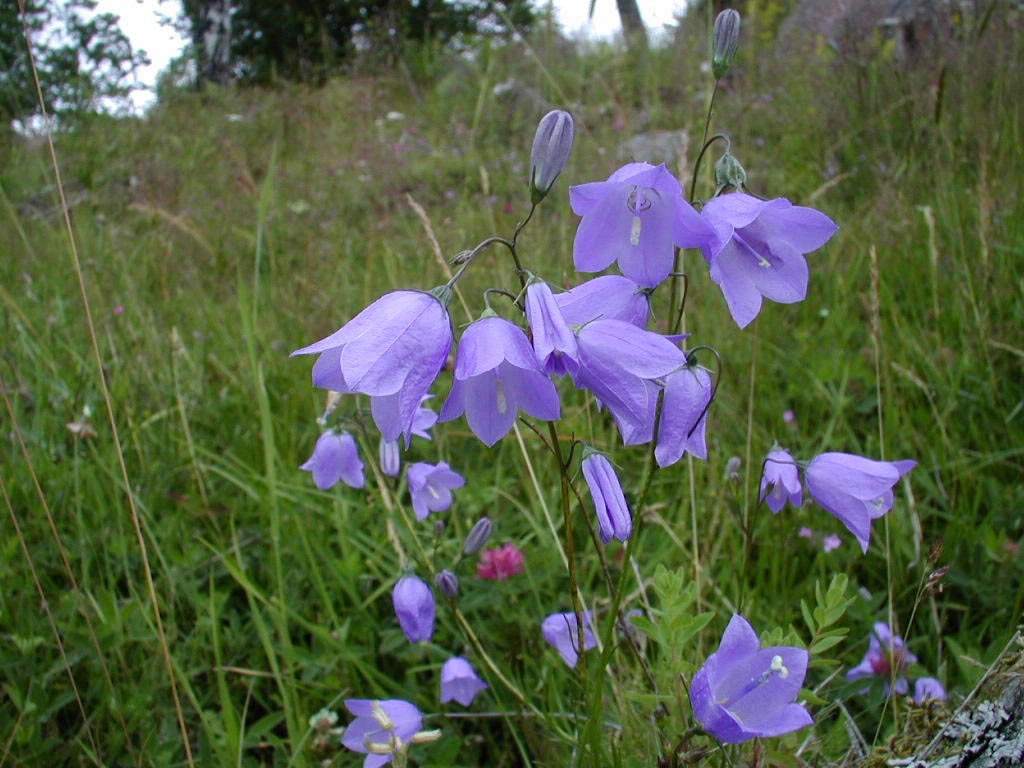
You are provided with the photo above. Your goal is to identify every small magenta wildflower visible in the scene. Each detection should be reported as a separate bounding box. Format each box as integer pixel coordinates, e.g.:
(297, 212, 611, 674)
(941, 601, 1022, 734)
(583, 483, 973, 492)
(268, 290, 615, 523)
(805, 452, 916, 553)
(439, 316, 560, 446)
(300, 430, 364, 490)
(581, 451, 632, 544)
(392, 575, 435, 644)
(341, 699, 425, 768)
(690, 614, 812, 743)
(571, 163, 714, 287)
(542, 611, 597, 669)
(477, 543, 525, 581)
(700, 193, 838, 328)
(439, 657, 488, 706)
(847, 622, 917, 695)
(822, 533, 842, 552)
(407, 462, 465, 521)
(291, 290, 452, 443)
(759, 449, 801, 512)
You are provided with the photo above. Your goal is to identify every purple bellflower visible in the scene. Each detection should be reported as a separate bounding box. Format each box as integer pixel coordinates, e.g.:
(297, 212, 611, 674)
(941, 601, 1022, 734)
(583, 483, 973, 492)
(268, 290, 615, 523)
(525, 281, 579, 376)
(555, 275, 651, 328)
(291, 290, 452, 444)
(759, 449, 802, 512)
(439, 316, 560, 446)
(581, 451, 632, 544)
(847, 622, 917, 695)
(300, 430, 365, 490)
(654, 363, 714, 468)
(439, 657, 489, 706)
(690, 614, 812, 744)
(542, 611, 598, 669)
(914, 677, 946, 705)
(805, 452, 916, 553)
(406, 461, 465, 521)
(392, 575, 435, 644)
(700, 193, 838, 328)
(572, 318, 686, 445)
(571, 163, 714, 287)
(341, 699, 425, 768)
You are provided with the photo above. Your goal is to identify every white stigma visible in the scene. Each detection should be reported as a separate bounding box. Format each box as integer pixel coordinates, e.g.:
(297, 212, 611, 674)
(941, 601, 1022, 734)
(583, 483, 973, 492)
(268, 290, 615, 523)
(630, 216, 642, 246)
(770, 654, 790, 679)
(371, 701, 394, 731)
(758, 256, 772, 268)
(495, 379, 508, 414)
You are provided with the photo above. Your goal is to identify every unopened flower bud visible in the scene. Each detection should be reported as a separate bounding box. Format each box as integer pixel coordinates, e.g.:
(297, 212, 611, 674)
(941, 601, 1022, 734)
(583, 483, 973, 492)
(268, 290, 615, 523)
(712, 9, 741, 79)
(462, 517, 493, 555)
(435, 569, 459, 598)
(714, 150, 747, 192)
(529, 110, 575, 204)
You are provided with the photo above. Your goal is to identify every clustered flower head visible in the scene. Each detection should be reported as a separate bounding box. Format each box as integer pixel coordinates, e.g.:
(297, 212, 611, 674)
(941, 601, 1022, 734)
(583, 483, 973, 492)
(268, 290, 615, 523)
(476, 543, 525, 581)
(690, 614, 812, 743)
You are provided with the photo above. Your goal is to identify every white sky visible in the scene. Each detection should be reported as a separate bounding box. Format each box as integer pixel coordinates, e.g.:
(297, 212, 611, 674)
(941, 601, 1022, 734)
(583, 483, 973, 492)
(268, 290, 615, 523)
(94, 0, 691, 112)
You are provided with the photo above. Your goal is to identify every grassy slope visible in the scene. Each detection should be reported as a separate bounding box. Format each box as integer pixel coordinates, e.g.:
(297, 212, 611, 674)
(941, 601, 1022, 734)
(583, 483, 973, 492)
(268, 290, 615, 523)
(0, 9, 1021, 767)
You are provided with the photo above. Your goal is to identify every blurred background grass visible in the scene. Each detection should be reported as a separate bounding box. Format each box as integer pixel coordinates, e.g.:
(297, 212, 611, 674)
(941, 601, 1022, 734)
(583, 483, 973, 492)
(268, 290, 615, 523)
(1, 3, 1021, 766)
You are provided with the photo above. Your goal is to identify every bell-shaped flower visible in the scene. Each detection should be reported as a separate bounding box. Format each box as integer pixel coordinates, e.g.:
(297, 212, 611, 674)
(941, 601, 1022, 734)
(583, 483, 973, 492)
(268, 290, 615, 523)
(291, 290, 452, 443)
(581, 451, 632, 544)
(406, 461, 465, 521)
(571, 163, 714, 287)
(914, 677, 946, 705)
(439, 316, 560, 446)
(392, 575, 435, 643)
(439, 657, 488, 706)
(525, 281, 579, 376)
(300, 430, 365, 490)
(759, 449, 802, 512)
(341, 699, 424, 768)
(847, 622, 916, 695)
(542, 611, 597, 669)
(805, 452, 916, 553)
(654, 363, 714, 468)
(700, 193, 838, 328)
(555, 275, 651, 328)
(572, 318, 686, 445)
(690, 614, 812, 744)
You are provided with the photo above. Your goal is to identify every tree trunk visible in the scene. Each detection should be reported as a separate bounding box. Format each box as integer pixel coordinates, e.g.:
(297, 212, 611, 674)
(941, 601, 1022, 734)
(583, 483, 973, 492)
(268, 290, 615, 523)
(615, 0, 648, 51)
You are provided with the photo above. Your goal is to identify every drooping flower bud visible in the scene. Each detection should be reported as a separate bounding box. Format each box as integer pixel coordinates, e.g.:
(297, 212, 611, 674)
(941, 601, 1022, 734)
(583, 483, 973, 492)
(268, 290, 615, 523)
(712, 9, 741, 79)
(581, 449, 632, 544)
(379, 438, 401, 477)
(462, 517, 493, 555)
(529, 109, 575, 204)
(435, 569, 460, 598)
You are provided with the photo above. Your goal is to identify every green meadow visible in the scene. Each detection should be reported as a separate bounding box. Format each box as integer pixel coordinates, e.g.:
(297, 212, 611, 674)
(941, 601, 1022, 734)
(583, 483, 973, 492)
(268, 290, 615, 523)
(1, 8, 1022, 767)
